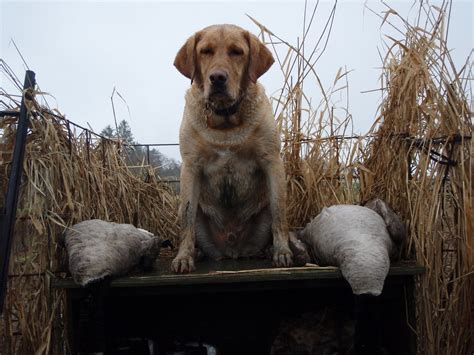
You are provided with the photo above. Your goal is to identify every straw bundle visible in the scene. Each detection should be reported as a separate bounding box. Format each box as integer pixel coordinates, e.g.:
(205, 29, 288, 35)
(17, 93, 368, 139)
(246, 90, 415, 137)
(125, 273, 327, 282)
(0, 70, 179, 353)
(277, 73, 363, 229)
(358, 4, 473, 354)
(256, 1, 472, 353)
(250, 4, 365, 229)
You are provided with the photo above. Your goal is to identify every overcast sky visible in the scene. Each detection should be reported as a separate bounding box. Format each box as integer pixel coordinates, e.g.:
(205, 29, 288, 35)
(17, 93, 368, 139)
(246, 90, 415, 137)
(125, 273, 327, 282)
(1, 0, 472, 161)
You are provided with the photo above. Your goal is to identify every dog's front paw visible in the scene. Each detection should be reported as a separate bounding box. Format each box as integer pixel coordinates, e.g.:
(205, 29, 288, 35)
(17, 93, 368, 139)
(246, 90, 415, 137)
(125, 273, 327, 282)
(273, 246, 293, 267)
(171, 254, 195, 273)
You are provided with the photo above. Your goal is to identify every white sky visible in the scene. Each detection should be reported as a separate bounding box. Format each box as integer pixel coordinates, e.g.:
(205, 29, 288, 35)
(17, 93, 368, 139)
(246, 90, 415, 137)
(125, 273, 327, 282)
(1, 0, 472, 161)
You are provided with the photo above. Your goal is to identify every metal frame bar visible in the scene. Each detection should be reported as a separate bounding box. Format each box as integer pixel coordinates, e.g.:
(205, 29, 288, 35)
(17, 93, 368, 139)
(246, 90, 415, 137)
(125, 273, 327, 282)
(0, 70, 36, 314)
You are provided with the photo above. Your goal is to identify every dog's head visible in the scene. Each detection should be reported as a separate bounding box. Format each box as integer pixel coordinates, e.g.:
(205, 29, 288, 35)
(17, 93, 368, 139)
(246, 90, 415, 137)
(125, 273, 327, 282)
(174, 24, 274, 107)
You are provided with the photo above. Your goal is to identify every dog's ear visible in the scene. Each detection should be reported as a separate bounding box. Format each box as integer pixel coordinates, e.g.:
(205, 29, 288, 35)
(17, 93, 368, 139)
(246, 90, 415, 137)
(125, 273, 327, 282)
(174, 33, 200, 81)
(246, 31, 274, 83)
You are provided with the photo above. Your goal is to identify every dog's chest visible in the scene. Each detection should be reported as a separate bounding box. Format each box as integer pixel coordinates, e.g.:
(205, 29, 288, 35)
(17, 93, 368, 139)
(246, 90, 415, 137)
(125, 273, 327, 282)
(201, 148, 264, 208)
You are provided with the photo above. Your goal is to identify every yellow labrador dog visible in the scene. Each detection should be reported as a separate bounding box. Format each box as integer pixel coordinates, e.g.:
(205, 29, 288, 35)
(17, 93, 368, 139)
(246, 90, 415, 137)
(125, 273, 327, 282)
(172, 24, 293, 272)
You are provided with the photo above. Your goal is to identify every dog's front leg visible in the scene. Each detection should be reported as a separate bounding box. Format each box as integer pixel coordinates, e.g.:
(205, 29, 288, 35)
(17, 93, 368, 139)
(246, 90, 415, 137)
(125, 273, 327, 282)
(265, 159, 293, 267)
(171, 164, 200, 273)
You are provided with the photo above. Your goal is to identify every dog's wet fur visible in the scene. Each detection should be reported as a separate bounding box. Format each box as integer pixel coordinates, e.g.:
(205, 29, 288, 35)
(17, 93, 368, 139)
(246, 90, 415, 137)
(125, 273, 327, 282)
(172, 24, 293, 272)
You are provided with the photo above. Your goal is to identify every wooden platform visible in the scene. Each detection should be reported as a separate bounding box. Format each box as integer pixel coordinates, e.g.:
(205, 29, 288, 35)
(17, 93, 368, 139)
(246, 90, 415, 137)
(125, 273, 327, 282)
(52, 256, 424, 290)
(54, 256, 424, 354)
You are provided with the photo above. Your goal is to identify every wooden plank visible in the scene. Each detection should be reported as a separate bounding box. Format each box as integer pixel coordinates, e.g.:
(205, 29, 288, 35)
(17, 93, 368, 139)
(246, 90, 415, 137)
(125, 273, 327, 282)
(51, 257, 424, 289)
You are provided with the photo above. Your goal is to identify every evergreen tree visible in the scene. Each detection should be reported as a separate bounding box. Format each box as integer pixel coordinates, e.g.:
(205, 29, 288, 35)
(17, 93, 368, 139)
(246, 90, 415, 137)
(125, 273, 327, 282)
(101, 125, 115, 138)
(116, 120, 135, 144)
(99, 122, 181, 180)
(149, 148, 165, 169)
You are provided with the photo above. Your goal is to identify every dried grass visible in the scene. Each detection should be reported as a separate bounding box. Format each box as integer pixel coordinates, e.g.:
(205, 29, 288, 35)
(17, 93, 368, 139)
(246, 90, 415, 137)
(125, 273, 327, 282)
(0, 70, 179, 353)
(360, 3, 473, 353)
(254, 1, 472, 353)
(250, 2, 364, 229)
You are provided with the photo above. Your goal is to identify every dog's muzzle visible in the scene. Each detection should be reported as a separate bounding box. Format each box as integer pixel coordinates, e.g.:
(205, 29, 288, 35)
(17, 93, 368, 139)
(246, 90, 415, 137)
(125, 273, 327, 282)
(209, 70, 230, 99)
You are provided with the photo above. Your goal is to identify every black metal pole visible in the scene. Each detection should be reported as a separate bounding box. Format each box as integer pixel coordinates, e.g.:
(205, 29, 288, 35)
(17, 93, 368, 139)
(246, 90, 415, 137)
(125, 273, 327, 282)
(0, 70, 36, 315)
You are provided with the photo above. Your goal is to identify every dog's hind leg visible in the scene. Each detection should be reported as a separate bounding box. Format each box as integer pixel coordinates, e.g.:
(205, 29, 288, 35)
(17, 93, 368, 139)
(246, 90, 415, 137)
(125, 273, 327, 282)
(240, 208, 273, 258)
(194, 209, 225, 261)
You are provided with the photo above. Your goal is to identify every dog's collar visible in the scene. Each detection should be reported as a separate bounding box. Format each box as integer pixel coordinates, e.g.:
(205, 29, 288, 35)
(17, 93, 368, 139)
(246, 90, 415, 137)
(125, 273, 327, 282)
(211, 96, 243, 117)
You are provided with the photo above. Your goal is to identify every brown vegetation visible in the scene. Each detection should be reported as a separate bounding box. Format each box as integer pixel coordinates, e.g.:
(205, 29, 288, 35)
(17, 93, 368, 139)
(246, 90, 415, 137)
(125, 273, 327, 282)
(0, 72, 179, 353)
(253, 1, 472, 353)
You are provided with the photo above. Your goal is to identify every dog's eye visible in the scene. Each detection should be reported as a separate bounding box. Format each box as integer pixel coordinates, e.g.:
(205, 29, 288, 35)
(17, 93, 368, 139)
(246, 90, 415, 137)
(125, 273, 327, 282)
(200, 48, 214, 55)
(229, 48, 244, 56)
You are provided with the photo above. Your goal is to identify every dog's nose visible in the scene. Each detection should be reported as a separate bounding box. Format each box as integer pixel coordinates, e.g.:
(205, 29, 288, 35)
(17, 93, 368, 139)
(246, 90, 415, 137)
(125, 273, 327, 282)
(209, 70, 228, 85)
